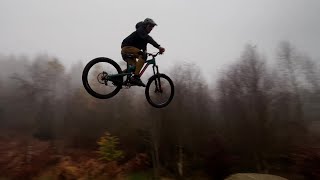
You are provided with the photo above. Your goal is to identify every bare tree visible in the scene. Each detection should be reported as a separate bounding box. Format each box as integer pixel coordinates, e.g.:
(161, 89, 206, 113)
(150, 62, 213, 178)
(217, 45, 275, 172)
(276, 41, 305, 123)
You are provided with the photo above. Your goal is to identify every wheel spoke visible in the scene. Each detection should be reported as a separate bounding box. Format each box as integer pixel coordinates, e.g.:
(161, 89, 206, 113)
(87, 62, 118, 95)
(82, 57, 122, 99)
(145, 74, 174, 108)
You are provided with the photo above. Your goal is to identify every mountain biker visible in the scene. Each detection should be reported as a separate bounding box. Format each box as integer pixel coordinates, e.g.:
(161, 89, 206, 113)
(121, 18, 165, 87)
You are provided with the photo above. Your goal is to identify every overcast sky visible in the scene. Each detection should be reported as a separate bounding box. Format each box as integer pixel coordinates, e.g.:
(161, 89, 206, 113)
(0, 0, 319, 81)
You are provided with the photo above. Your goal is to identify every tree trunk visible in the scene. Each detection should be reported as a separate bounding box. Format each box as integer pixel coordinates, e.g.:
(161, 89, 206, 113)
(151, 142, 160, 180)
(177, 145, 184, 178)
(151, 117, 161, 180)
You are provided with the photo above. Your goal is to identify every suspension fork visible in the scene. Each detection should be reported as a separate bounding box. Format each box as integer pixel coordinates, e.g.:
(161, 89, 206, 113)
(152, 65, 162, 92)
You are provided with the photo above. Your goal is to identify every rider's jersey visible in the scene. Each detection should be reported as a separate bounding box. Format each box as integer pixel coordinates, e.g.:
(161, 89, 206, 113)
(121, 25, 160, 51)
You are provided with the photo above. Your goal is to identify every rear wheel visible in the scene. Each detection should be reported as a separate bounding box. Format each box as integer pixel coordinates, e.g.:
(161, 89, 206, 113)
(82, 57, 122, 99)
(145, 74, 174, 108)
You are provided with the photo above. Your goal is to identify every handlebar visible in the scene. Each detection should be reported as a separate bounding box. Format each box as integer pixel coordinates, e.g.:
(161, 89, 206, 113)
(147, 52, 161, 58)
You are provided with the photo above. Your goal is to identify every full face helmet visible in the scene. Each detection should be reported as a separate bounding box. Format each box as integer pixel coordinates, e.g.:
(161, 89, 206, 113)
(143, 18, 157, 26)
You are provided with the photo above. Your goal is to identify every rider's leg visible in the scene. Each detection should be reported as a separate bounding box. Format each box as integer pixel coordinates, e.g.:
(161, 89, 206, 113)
(121, 46, 140, 72)
(121, 46, 140, 59)
(122, 58, 136, 73)
(134, 55, 145, 76)
(131, 55, 146, 87)
(121, 46, 146, 86)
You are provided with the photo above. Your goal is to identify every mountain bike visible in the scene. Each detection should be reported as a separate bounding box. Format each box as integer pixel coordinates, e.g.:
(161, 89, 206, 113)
(82, 52, 174, 108)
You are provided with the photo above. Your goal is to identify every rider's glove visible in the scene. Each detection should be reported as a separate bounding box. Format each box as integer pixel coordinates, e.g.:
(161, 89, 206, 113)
(159, 47, 165, 54)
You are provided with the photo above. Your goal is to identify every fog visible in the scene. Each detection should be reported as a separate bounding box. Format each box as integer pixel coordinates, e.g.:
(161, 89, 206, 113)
(1, 42, 320, 179)
(1, 0, 320, 179)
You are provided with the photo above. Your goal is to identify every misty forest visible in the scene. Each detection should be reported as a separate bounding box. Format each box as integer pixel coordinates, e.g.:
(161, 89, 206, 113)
(0, 42, 320, 179)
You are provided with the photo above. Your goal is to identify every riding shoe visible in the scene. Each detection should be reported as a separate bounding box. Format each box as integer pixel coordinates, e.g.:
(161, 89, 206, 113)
(130, 76, 146, 87)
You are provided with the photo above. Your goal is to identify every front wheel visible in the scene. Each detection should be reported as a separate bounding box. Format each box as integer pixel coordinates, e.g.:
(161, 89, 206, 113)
(145, 74, 174, 108)
(82, 57, 122, 99)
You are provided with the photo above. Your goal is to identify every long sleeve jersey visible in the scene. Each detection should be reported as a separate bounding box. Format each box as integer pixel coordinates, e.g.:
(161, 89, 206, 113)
(121, 25, 160, 51)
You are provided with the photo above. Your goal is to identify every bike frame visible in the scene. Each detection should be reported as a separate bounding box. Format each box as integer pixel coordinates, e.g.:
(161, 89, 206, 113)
(107, 52, 160, 85)
(139, 55, 159, 77)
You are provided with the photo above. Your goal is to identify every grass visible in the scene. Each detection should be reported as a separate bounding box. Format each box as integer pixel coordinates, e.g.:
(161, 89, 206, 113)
(127, 171, 153, 180)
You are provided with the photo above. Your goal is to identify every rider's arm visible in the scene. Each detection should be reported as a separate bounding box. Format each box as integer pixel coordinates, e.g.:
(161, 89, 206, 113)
(146, 36, 161, 49)
(146, 35, 165, 53)
(136, 27, 160, 48)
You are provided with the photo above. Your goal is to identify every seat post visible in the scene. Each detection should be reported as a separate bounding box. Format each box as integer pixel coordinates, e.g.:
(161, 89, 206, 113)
(126, 61, 130, 73)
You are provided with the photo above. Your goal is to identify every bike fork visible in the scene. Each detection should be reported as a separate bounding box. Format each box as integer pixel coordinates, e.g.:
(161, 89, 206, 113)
(152, 65, 162, 92)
